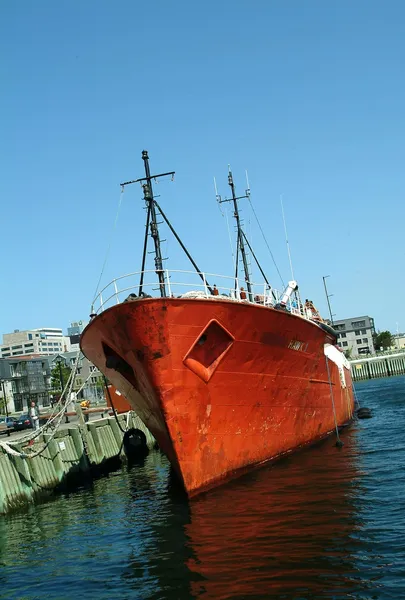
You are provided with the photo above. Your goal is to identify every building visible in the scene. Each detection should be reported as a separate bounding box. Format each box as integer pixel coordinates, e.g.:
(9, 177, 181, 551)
(0, 356, 52, 413)
(0, 328, 70, 358)
(392, 333, 405, 351)
(47, 351, 104, 402)
(333, 316, 376, 357)
(0, 346, 104, 414)
(66, 320, 88, 352)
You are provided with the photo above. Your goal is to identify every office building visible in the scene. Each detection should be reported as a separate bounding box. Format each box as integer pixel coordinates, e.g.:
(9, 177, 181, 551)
(333, 316, 375, 357)
(0, 328, 69, 358)
(67, 321, 88, 352)
(0, 356, 51, 412)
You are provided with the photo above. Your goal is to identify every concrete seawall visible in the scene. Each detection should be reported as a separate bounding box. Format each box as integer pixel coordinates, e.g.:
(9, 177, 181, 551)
(0, 412, 155, 515)
(351, 352, 405, 381)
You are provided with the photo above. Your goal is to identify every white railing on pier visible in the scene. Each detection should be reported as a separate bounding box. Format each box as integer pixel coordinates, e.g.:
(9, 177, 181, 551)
(91, 269, 308, 321)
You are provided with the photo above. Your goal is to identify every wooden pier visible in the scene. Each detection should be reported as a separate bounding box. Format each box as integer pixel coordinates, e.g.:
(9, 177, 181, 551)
(350, 351, 405, 381)
(0, 412, 155, 514)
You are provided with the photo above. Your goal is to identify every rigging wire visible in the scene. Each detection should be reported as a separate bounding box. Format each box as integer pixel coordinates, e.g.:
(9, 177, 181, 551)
(92, 187, 125, 307)
(247, 192, 285, 289)
(215, 177, 236, 271)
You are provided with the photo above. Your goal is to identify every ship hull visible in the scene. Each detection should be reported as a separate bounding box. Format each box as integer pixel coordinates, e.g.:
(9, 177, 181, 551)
(80, 298, 354, 496)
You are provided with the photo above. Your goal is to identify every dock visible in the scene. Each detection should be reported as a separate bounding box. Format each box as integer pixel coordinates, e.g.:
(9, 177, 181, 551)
(0, 411, 155, 514)
(351, 351, 405, 381)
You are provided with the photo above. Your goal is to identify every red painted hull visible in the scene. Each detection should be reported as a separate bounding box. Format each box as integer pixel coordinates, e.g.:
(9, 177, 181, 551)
(80, 298, 354, 497)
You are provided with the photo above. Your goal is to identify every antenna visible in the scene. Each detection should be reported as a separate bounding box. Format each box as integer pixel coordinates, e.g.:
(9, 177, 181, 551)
(280, 194, 295, 281)
(322, 275, 335, 324)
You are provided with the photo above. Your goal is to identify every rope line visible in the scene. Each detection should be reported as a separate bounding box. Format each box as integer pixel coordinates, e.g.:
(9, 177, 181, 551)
(325, 356, 343, 447)
(103, 376, 127, 434)
(217, 199, 236, 272)
(247, 196, 285, 288)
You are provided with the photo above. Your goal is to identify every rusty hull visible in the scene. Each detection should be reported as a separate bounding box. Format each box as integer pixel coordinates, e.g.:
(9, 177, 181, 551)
(80, 298, 354, 497)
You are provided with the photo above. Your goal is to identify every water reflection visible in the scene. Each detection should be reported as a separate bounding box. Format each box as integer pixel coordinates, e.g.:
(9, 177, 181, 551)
(1, 377, 404, 600)
(184, 429, 365, 599)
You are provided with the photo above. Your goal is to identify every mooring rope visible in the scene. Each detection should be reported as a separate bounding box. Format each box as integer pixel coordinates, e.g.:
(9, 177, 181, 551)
(103, 376, 127, 434)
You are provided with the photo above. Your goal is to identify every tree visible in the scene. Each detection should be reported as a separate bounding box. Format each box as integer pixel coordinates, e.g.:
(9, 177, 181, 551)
(343, 347, 352, 359)
(0, 395, 7, 415)
(50, 363, 72, 393)
(373, 331, 393, 351)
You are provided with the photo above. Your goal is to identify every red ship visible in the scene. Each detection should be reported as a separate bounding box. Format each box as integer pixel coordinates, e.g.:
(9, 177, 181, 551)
(80, 151, 354, 497)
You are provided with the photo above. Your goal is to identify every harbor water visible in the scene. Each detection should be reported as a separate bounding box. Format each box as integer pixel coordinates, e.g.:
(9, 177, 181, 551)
(0, 376, 404, 599)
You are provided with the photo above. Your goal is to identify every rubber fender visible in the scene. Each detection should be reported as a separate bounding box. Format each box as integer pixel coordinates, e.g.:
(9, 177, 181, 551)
(356, 407, 373, 419)
(123, 428, 148, 457)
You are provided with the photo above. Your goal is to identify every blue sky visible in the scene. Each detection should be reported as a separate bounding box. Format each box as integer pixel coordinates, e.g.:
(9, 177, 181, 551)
(1, 0, 404, 336)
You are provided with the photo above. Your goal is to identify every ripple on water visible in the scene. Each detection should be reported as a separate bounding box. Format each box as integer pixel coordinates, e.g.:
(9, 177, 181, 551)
(0, 376, 404, 599)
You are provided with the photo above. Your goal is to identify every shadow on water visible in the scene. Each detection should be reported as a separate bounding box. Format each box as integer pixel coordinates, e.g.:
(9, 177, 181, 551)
(0, 376, 404, 599)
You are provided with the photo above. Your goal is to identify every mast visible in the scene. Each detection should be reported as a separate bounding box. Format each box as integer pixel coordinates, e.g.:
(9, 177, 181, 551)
(142, 151, 166, 297)
(121, 150, 213, 296)
(120, 150, 175, 298)
(219, 168, 252, 300)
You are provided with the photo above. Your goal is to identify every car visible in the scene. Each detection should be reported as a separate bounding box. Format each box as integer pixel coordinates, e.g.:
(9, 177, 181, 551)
(13, 414, 33, 431)
(0, 416, 18, 433)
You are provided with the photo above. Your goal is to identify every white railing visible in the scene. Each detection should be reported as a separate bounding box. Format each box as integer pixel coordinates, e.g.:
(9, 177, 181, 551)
(91, 269, 309, 320)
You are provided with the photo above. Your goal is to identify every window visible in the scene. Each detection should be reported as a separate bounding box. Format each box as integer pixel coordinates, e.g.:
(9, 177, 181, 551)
(337, 342, 341, 347)
(361, 329, 367, 335)
(2, 353, 10, 357)
(334, 324, 346, 331)
(28, 334, 32, 340)
(342, 341, 348, 347)
(352, 320, 366, 329)
(363, 338, 368, 343)
(35, 334, 39, 337)
(357, 339, 362, 345)
(341, 333, 346, 338)
(354, 330, 360, 336)
(2, 347, 10, 352)
(11, 345, 23, 350)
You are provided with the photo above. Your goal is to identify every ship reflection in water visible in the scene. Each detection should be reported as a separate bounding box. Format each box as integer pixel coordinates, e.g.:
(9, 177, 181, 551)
(184, 429, 363, 599)
(1, 378, 404, 600)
